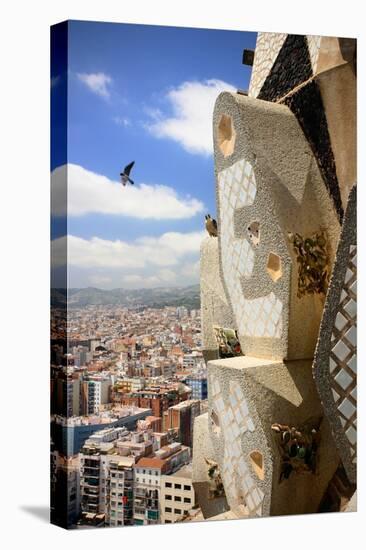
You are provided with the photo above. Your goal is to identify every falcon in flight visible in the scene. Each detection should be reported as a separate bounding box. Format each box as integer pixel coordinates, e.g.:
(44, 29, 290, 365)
(120, 161, 135, 186)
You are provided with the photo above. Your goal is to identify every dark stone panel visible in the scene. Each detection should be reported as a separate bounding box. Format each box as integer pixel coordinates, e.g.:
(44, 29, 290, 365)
(283, 80, 344, 222)
(258, 34, 313, 102)
(256, 32, 344, 222)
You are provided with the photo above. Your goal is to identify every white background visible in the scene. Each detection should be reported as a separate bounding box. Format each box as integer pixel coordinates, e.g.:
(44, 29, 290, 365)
(1, 1, 365, 548)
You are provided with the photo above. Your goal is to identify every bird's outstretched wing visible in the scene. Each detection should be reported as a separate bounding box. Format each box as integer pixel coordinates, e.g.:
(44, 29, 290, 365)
(123, 161, 135, 176)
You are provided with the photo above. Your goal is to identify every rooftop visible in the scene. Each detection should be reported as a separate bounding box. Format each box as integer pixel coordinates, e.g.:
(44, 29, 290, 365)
(135, 457, 167, 470)
(170, 399, 200, 410)
(170, 463, 193, 479)
(52, 406, 151, 427)
(109, 456, 135, 468)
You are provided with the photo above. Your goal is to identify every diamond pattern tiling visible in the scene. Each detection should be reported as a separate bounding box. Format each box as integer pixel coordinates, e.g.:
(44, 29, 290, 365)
(249, 33, 288, 98)
(329, 244, 357, 461)
(211, 377, 264, 516)
(218, 159, 283, 341)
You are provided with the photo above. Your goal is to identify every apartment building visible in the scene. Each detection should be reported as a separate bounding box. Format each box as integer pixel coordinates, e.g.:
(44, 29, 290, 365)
(163, 400, 201, 447)
(122, 387, 185, 418)
(80, 442, 112, 517)
(80, 428, 127, 518)
(182, 354, 197, 370)
(137, 415, 162, 433)
(184, 375, 208, 400)
(112, 377, 145, 399)
(115, 430, 154, 459)
(133, 442, 190, 525)
(81, 376, 112, 415)
(133, 457, 167, 525)
(106, 457, 135, 526)
(81, 380, 101, 415)
(161, 465, 195, 524)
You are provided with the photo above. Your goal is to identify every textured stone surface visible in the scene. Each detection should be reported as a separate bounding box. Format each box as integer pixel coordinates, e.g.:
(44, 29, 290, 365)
(313, 185, 357, 483)
(192, 413, 216, 482)
(191, 413, 230, 518)
(213, 92, 340, 360)
(258, 34, 313, 103)
(200, 237, 234, 362)
(316, 62, 357, 212)
(196, 31, 356, 522)
(207, 356, 339, 517)
(249, 32, 287, 98)
(282, 80, 344, 222)
(249, 33, 325, 99)
(250, 33, 347, 222)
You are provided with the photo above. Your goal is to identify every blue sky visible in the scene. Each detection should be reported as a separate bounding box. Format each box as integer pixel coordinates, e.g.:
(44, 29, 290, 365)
(51, 20, 256, 289)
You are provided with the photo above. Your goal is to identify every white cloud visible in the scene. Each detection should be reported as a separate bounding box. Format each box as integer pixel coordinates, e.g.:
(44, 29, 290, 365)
(146, 79, 236, 155)
(51, 164, 204, 220)
(77, 72, 112, 99)
(62, 231, 204, 269)
(51, 231, 204, 288)
(113, 116, 130, 127)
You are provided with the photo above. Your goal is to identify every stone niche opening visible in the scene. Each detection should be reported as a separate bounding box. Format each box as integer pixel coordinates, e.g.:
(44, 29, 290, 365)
(210, 409, 221, 436)
(249, 450, 264, 480)
(218, 114, 236, 157)
(267, 252, 282, 282)
(247, 221, 260, 247)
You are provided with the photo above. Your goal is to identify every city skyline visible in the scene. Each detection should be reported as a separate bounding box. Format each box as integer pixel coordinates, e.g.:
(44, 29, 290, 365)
(51, 298, 207, 527)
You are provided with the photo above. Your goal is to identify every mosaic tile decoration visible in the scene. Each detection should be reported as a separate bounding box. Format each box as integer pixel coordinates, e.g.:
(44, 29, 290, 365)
(329, 244, 357, 463)
(248, 32, 287, 98)
(307, 35, 322, 74)
(257, 34, 313, 103)
(313, 185, 356, 483)
(249, 32, 343, 222)
(211, 376, 264, 515)
(250, 33, 321, 100)
(218, 159, 283, 339)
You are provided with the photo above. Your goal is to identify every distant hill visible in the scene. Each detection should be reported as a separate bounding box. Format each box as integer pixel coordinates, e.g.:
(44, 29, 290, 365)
(51, 285, 200, 310)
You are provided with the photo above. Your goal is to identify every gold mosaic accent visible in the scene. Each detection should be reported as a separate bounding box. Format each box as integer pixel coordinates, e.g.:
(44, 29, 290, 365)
(288, 231, 330, 298)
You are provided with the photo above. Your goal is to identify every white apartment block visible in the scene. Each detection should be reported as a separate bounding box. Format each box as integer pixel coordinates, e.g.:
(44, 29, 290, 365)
(106, 457, 134, 526)
(160, 466, 195, 524)
(80, 428, 126, 517)
(85, 380, 101, 414)
(80, 444, 111, 515)
(133, 458, 164, 525)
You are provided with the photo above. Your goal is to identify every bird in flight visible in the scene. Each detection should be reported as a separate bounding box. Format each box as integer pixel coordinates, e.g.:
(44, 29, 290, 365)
(205, 214, 218, 237)
(120, 161, 135, 186)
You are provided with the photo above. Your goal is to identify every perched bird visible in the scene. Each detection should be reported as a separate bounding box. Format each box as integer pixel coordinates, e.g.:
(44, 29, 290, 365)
(205, 214, 218, 237)
(120, 161, 135, 186)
